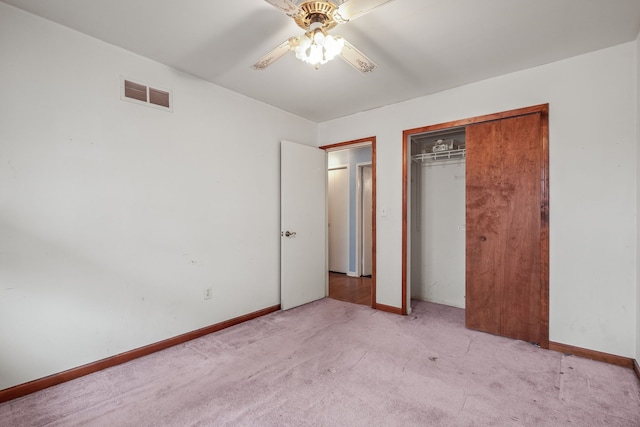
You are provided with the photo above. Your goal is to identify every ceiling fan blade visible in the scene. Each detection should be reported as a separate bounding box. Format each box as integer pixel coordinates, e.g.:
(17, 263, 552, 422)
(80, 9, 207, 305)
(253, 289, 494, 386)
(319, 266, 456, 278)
(340, 40, 377, 73)
(263, 0, 301, 17)
(334, 0, 395, 22)
(252, 39, 292, 70)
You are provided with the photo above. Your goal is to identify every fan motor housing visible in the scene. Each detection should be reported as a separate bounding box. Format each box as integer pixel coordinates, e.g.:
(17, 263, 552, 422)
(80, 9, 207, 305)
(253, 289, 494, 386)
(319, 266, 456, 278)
(294, 1, 339, 30)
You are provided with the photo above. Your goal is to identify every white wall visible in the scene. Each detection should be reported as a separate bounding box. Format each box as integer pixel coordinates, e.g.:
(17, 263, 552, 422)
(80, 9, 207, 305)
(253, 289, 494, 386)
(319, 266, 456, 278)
(319, 42, 638, 358)
(0, 4, 316, 390)
(636, 31, 640, 363)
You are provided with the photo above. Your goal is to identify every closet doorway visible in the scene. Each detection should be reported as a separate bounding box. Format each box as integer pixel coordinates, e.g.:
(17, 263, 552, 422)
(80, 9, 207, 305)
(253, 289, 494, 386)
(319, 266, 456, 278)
(409, 127, 467, 311)
(402, 105, 549, 347)
(322, 137, 376, 308)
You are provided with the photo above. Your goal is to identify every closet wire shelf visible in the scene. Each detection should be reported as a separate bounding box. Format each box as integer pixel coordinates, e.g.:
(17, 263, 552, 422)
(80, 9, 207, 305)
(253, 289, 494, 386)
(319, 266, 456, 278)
(412, 148, 466, 164)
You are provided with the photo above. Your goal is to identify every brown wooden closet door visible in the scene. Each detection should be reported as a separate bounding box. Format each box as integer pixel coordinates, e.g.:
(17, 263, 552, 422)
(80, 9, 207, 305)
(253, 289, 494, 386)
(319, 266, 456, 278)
(465, 113, 544, 344)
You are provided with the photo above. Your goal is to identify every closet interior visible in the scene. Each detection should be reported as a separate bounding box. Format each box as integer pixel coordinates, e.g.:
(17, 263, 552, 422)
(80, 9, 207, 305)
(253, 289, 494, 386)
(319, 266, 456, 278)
(410, 127, 466, 309)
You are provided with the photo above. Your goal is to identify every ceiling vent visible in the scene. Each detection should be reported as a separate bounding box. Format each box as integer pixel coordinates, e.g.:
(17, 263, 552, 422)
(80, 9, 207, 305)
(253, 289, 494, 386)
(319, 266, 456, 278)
(120, 76, 172, 111)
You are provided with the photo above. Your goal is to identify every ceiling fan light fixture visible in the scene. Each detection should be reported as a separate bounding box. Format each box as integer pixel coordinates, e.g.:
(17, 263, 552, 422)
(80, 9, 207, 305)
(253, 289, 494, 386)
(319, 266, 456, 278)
(323, 34, 344, 58)
(292, 28, 344, 68)
(258, 0, 387, 72)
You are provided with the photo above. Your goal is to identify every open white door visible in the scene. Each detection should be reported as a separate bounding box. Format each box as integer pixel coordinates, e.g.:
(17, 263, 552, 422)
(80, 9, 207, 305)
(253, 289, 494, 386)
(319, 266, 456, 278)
(281, 140, 327, 310)
(328, 167, 349, 274)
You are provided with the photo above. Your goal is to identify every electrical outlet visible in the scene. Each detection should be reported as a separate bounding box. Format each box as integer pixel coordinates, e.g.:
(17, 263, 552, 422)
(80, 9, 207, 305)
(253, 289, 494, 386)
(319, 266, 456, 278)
(204, 287, 213, 300)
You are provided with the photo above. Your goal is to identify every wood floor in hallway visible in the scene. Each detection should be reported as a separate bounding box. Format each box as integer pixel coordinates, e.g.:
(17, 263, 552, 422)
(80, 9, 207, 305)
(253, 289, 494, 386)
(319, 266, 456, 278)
(328, 272, 372, 306)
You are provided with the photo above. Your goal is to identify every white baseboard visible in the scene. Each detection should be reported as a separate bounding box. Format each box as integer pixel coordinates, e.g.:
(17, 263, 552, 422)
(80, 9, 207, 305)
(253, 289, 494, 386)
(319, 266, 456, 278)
(347, 271, 358, 277)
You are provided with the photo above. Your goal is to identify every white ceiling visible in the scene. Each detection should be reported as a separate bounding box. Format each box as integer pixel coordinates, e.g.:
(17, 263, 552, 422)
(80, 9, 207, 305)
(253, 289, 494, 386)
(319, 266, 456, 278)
(3, 0, 640, 122)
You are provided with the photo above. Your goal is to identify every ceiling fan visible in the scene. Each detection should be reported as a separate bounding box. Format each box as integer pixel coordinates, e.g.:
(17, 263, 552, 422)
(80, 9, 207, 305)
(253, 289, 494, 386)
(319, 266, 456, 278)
(252, 0, 394, 72)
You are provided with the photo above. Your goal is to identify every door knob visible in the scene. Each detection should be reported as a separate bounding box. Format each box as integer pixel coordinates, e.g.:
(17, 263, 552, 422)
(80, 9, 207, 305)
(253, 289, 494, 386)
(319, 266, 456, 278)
(282, 231, 297, 238)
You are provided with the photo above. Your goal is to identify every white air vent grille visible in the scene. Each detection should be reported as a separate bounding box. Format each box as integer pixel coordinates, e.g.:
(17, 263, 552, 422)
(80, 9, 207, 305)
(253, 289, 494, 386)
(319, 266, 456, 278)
(120, 76, 172, 111)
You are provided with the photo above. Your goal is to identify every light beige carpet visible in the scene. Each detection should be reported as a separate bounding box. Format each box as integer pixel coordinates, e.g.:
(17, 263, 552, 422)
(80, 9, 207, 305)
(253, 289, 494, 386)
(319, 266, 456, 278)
(1, 298, 639, 426)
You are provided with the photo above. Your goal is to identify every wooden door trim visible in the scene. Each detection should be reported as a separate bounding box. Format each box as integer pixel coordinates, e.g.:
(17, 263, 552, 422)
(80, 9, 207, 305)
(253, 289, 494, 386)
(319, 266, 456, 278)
(539, 107, 550, 348)
(401, 105, 549, 348)
(403, 104, 549, 136)
(321, 137, 377, 309)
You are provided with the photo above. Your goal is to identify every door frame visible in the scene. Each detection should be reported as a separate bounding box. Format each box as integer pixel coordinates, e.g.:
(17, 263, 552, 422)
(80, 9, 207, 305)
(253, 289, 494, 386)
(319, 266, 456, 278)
(321, 137, 377, 309)
(401, 105, 549, 346)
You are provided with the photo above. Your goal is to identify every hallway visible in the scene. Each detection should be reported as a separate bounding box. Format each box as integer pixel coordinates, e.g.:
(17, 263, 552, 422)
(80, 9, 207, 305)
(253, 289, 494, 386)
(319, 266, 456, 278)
(328, 272, 372, 306)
